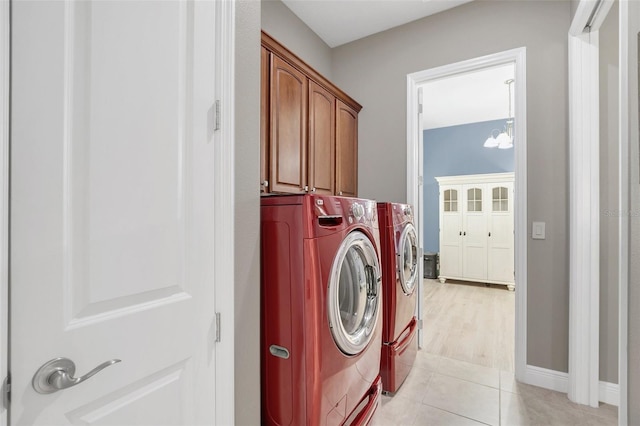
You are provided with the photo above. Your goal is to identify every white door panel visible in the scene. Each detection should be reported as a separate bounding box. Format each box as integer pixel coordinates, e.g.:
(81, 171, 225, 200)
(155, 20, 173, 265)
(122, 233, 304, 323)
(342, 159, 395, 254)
(11, 1, 217, 424)
(462, 185, 487, 280)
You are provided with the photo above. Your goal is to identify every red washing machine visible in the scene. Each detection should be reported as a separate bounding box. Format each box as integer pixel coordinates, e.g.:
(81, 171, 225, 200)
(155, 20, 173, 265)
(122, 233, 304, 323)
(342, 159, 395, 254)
(261, 194, 383, 425)
(377, 202, 419, 393)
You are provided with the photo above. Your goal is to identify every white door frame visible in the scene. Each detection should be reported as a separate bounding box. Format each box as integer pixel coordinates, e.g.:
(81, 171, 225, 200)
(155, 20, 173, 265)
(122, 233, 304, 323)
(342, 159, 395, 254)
(567, 0, 615, 409)
(0, 0, 9, 424)
(617, 1, 636, 423)
(0, 1, 236, 424)
(406, 47, 527, 381)
(214, 0, 236, 424)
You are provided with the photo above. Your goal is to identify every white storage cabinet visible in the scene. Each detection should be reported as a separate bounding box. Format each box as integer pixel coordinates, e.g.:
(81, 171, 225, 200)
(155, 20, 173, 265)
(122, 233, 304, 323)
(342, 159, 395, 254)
(435, 173, 515, 291)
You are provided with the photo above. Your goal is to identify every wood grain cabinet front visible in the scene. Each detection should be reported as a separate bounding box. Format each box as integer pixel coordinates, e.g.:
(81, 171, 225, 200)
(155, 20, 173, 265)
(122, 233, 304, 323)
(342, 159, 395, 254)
(308, 81, 335, 195)
(260, 31, 361, 197)
(335, 100, 358, 198)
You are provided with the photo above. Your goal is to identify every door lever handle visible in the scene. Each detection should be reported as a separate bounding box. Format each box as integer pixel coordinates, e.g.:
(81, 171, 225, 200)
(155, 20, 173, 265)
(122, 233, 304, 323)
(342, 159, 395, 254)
(33, 357, 121, 394)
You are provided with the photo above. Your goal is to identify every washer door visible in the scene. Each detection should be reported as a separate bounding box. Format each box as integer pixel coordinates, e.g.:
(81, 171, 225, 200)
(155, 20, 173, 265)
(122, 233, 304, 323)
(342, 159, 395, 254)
(398, 223, 419, 295)
(328, 231, 381, 356)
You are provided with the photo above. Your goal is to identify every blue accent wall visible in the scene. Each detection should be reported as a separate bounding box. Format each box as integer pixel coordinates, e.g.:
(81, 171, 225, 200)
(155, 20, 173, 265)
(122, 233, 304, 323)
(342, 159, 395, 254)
(423, 119, 514, 253)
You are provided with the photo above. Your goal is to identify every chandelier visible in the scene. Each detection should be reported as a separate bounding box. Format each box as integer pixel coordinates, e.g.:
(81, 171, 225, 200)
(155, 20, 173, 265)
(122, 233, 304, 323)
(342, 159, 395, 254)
(484, 78, 514, 150)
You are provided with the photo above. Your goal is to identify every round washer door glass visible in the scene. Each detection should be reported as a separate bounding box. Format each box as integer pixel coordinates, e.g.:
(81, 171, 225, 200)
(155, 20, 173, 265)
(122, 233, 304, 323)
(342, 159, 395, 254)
(398, 223, 418, 295)
(328, 231, 381, 356)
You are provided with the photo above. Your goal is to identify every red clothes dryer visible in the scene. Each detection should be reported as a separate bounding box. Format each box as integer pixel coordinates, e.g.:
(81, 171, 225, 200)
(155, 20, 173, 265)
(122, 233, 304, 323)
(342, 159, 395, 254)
(377, 202, 419, 393)
(261, 194, 383, 426)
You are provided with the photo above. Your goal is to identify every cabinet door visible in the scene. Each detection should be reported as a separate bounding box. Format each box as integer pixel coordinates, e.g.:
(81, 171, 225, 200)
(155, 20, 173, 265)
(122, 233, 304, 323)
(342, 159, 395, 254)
(439, 186, 463, 278)
(270, 56, 308, 193)
(335, 100, 358, 197)
(462, 185, 488, 281)
(260, 47, 270, 193)
(487, 182, 514, 283)
(308, 81, 335, 195)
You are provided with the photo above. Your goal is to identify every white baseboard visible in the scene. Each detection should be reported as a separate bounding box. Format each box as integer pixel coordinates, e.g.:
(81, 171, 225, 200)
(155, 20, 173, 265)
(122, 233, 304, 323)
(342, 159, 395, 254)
(522, 365, 619, 407)
(599, 380, 620, 406)
(523, 365, 568, 393)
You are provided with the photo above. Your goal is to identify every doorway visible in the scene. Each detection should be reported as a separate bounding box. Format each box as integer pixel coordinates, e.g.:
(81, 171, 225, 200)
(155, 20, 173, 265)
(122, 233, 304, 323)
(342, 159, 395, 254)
(406, 47, 527, 381)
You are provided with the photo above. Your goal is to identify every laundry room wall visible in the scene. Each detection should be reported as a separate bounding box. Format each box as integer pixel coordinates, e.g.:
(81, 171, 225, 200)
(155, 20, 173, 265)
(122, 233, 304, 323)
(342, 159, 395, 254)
(235, 0, 261, 424)
(261, 0, 333, 78)
(423, 118, 514, 253)
(598, 0, 619, 386)
(331, 0, 571, 374)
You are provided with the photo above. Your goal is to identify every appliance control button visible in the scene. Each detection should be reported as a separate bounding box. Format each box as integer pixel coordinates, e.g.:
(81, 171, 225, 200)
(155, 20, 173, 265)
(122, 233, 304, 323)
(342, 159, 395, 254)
(351, 203, 365, 220)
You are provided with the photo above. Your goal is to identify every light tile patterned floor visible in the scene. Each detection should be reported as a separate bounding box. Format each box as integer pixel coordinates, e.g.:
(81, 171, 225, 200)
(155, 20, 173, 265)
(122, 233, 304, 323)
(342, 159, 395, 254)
(373, 280, 618, 425)
(372, 352, 617, 425)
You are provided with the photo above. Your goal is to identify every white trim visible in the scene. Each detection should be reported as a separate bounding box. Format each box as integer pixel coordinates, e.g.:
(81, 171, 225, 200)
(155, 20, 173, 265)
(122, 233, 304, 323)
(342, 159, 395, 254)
(434, 172, 515, 185)
(523, 365, 569, 394)
(600, 381, 620, 407)
(0, 0, 8, 424)
(568, 29, 601, 408)
(618, 0, 636, 423)
(406, 47, 527, 382)
(523, 365, 619, 407)
(213, 0, 235, 424)
(570, 0, 615, 36)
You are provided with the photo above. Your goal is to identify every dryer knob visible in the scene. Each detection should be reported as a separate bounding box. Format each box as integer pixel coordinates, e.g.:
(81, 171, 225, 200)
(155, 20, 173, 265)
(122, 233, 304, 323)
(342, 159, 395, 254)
(351, 203, 365, 220)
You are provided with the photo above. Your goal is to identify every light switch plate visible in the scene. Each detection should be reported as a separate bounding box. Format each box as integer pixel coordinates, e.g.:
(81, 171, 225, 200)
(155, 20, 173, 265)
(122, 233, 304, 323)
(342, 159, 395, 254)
(532, 222, 545, 240)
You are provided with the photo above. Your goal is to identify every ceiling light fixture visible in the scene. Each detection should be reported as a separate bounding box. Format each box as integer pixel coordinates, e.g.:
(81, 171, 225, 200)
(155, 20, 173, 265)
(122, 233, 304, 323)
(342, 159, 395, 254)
(483, 78, 514, 150)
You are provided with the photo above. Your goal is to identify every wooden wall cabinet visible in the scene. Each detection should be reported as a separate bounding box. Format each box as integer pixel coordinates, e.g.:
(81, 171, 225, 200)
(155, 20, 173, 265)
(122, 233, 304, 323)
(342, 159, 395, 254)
(261, 31, 361, 196)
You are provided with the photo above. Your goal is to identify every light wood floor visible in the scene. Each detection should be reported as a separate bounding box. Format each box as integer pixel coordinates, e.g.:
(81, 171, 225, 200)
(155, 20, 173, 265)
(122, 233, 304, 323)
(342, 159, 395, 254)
(421, 278, 515, 372)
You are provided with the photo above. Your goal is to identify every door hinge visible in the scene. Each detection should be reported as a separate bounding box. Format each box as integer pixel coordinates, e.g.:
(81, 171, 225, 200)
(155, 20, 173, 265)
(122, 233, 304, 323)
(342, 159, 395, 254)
(214, 100, 221, 131)
(215, 312, 221, 343)
(417, 319, 424, 330)
(2, 374, 10, 409)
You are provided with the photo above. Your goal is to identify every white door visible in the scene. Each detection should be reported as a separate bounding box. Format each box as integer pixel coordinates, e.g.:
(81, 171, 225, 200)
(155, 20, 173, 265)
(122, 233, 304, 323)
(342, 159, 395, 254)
(439, 186, 463, 278)
(487, 182, 514, 284)
(10, 1, 219, 424)
(462, 185, 488, 281)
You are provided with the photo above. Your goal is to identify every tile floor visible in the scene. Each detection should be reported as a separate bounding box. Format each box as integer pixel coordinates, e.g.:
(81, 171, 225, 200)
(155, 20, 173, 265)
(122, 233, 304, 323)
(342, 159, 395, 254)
(372, 279, 618, 425)
(372, 351, 618, 425)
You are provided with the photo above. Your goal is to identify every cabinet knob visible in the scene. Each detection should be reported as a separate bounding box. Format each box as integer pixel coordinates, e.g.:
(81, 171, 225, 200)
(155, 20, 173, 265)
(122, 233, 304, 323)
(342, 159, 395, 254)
(338, 191, 343, 196)
(464, 231, 466, 236)
(459, 231, 462, 236)
(303, 186, 309, 192)
(488, 232, 491, 237)
(261, 180, 269, 188)
(311, 187, 316, 193)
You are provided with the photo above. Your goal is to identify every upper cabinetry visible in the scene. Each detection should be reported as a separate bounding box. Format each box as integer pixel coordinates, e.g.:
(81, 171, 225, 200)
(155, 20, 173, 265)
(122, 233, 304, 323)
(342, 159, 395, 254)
(261, 31, 361, 196)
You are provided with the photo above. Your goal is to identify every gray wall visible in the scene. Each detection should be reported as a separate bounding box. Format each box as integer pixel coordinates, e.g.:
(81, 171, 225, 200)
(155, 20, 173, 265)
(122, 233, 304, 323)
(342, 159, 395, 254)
(627, 0, 640, 421)
(261, 0, 333, 78)
(331, 0, 571, 372)
(598, 0, 619, 385)
(235, 0, 261, 424)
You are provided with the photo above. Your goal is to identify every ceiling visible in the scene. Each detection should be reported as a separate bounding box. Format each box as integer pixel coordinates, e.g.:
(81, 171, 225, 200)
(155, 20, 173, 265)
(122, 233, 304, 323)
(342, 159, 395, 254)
(280, 0, 474, 48)
(279, 0, 511, 130)
(419, 63, 515, 130)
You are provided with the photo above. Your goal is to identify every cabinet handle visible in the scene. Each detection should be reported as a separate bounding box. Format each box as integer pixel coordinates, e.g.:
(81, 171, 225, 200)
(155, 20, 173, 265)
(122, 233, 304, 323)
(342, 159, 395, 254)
(488, 232, 491, 237)
(459, 231, 462, 236)
(463, 232, 466, 236)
